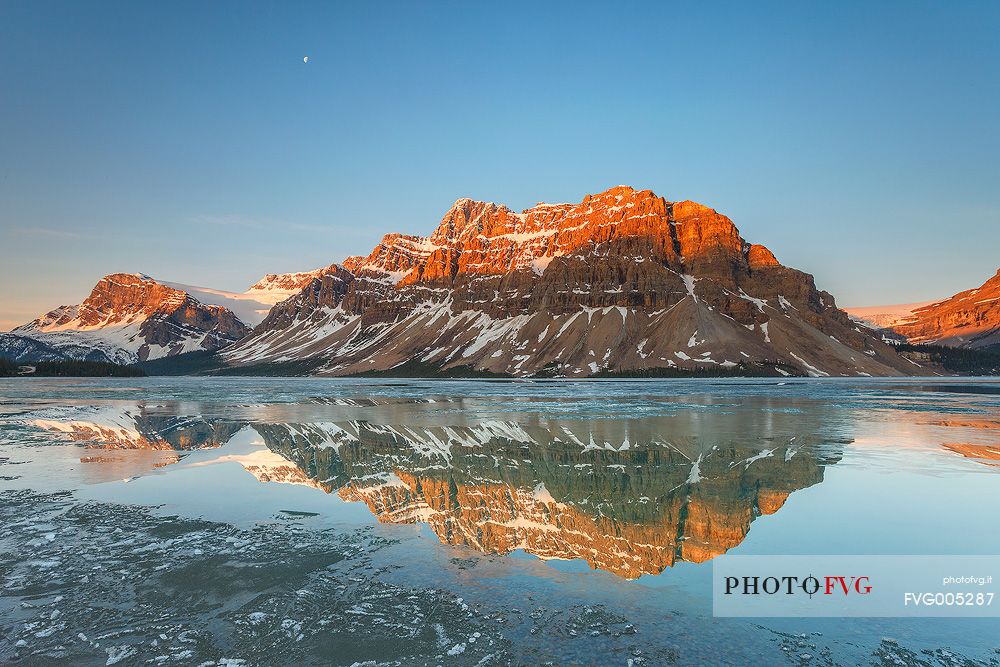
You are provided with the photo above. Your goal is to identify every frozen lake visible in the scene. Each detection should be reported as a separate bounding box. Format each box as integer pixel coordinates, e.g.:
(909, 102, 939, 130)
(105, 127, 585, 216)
(1, 377, 999, 665)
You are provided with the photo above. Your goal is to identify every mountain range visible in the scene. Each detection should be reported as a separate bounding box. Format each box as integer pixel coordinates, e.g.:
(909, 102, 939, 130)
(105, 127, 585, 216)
(2, 185, 995, 375)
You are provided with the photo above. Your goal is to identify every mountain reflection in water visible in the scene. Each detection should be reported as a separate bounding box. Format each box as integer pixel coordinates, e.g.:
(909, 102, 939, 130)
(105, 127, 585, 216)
(254, 417, 846, 578)
(28, 397, 850, 578)
(31, 405, 244, 451)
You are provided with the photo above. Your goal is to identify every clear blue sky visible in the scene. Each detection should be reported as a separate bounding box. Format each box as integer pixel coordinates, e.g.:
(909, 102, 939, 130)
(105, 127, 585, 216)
(2, 1, 999, 330)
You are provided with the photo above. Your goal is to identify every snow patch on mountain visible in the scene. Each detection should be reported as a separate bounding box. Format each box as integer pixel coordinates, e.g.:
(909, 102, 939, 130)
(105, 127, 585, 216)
(160, 280, 275, 326)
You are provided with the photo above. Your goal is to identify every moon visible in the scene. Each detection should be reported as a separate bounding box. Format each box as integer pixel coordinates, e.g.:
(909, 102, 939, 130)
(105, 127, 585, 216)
(303, 56, 309, 64)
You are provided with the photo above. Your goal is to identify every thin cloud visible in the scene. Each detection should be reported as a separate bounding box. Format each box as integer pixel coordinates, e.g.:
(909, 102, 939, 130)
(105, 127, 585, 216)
(191, 214, 334, 234)
(192, 214, 267, 229)
(10, 227, 83, 239)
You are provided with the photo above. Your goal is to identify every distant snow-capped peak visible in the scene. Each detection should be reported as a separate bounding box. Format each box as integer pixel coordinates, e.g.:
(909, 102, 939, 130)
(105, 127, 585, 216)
(2, 273, 250, 364)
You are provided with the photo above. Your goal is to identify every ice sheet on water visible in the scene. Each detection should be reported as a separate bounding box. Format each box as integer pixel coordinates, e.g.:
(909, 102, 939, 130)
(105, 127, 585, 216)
(0, 489, 508, 665)
(1, 489, 756, 666)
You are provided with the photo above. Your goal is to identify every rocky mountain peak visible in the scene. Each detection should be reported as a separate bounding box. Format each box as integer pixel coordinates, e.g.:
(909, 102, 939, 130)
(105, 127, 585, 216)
(339, 185, 769, 289)
(430, 198, 516, 244)
(5, 273, 250, 364)
(71, 273, 193, 327)
(746, 244, 780, 269)
(223, 185, 920, 378)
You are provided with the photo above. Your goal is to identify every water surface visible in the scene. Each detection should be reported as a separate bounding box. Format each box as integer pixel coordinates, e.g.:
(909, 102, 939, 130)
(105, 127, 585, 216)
(2, 377, 999, 665)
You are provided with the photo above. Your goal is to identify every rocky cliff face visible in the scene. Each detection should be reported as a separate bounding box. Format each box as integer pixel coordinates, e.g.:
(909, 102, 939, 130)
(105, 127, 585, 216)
(224, 186, 919, 377)
(888, 269, 1000, 349)
(3, 273, 250, 364)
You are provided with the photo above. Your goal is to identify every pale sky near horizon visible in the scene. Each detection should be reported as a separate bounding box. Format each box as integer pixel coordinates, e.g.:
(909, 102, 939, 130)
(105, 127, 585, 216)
(2, 1, 999, 331)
